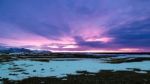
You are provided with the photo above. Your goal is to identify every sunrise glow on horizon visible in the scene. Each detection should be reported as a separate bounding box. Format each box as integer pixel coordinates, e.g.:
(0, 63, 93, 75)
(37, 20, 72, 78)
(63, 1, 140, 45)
(0, 0, 150, 52)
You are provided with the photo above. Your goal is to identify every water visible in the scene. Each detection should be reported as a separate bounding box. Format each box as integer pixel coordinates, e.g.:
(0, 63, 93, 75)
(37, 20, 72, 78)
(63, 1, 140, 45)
(0, 55, 150, 80)
(0, 81, 3, 84)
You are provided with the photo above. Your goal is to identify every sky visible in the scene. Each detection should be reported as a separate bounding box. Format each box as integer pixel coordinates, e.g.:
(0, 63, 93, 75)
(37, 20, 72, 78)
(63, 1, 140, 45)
(0, 0, 150, 52)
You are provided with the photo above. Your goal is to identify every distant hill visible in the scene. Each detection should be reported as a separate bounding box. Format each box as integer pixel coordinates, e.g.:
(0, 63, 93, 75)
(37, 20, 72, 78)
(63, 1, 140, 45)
(0, 47, 30, 54)
(0, 46, 51, 54)
(0, 46, 8, 50)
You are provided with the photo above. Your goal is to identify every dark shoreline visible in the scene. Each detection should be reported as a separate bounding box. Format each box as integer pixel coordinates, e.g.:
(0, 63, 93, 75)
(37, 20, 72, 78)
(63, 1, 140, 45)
(1, 53, 150, 62)
(1, 70, 150, 84)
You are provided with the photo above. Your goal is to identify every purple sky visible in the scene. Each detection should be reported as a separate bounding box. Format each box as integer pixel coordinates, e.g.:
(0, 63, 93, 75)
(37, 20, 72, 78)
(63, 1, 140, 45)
(0, 0, 150, 52)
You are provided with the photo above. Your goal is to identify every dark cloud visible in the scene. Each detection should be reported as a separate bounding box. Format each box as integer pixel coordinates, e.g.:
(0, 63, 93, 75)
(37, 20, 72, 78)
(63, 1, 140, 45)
(74, 36, 112, 48)
(108, 18, 150, 48)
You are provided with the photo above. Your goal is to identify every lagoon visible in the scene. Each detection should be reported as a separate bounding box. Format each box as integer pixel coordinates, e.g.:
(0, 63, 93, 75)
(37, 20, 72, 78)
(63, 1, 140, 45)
(0, 54, 150, 80)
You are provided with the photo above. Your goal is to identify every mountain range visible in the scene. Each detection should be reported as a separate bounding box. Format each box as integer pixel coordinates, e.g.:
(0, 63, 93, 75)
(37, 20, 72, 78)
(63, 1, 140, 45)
(0, 46, 51, 54)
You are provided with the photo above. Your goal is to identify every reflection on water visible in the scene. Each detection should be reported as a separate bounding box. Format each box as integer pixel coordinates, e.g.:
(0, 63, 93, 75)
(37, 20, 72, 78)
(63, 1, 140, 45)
(0, 55, 150, 80)
(0, 81, 3, 84)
